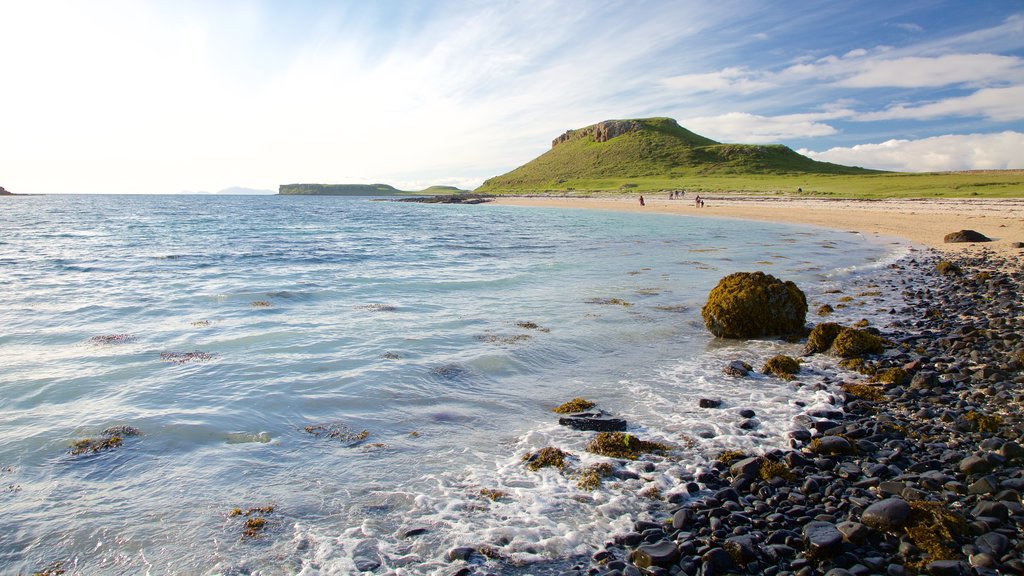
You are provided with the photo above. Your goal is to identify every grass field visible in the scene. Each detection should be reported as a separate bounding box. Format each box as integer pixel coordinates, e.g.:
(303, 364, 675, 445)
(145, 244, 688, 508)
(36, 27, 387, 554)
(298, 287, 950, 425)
(477, 170, 1024, 199)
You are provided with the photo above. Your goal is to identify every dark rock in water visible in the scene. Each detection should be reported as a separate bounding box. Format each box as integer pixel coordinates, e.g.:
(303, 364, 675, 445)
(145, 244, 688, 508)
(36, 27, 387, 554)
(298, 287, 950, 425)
(723, 535, 758, 565)
(395, 194, 492, 204)
(352, 539, 381, 572)
(860, 498, 911, 531)
(738, 409, 756, 418)
(925, 560, 968, 576)
(943, 230, 991, 243)
(701, 547, 734, 571)
(699, 398, 723, 408)
(803, 521, 843, 558)
(558, 410, 627, 432)
(813, 435, 854, 456)
(974, 531, 1010, 556)
(446, 546, 476, 562)
(730, 456, 762, 478)
(630, 540, 680, 568)
(400, 525, 429, 538)
(959, 455, 995, 475)
(723, 360, 753, 377)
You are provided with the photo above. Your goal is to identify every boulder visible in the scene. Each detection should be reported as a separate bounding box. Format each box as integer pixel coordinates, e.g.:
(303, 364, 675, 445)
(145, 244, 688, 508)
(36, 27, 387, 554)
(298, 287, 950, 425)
(803, 521, 843, 558)
(804, 322, 843, 354)
(630, 540, 680, 569)
(943, 230, 991, 243)
(557, 411, 627, 432)
(701, 272, 807, 338)
(723, 360, 753, 377)
(832, 328, 884, 358)
(860, 498, 911, 531)
(699, 398, 723, 408)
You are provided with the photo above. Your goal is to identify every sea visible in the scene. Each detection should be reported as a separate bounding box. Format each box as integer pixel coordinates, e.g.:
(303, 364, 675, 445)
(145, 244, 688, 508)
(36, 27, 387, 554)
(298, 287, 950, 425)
(0, 194, 909, 575)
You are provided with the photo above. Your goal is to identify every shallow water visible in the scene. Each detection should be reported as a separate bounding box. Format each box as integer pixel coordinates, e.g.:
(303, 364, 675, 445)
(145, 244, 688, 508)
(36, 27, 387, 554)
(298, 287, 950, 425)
(0, 195, 906, 574)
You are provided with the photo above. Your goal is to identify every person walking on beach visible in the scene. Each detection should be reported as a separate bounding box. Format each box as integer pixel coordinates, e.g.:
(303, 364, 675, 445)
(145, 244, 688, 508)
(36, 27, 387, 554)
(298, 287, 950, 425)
(639, 195, 645, 206)
(694, 195, 700, 207)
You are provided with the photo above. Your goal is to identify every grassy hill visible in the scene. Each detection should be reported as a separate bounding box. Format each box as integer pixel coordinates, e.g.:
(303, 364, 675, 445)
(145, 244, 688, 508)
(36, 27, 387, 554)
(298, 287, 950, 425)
(476, 117, 878, 193)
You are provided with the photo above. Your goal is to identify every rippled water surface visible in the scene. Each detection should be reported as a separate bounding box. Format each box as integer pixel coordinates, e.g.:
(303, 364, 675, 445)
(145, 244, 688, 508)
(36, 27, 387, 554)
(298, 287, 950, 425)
(0, 195, 904, 574)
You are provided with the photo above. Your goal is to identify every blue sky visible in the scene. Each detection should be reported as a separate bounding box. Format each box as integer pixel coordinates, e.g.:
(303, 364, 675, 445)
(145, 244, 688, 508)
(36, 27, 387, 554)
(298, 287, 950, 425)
(1, 0, 1022, 193)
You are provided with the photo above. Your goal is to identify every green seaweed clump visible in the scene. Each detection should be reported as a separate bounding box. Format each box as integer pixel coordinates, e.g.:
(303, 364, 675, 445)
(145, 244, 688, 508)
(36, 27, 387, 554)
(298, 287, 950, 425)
(516, 321, 550, 332)
(841, 383, 885, 402)
(935, 261, 962, 276)
(870, 367, 910, 386)
(837, 296, 854, 303)
(70, 436, 124, 455)
(762, 355, 800, 380)
(243, 517, 268, 538)
(832, 328, 884, 358)
(964, 411, 1003, 433)
(553, 397, 596, 414)
(479, 488, 508, 500)
(716, 449, 747, 464)
(585, 297, 633, 307)
(250, 300, 272, 308)
(804, 322, 843, 354)
(586, 432, 670, 460)
(852, 319, 870, 328)
(815, 304, 834, 316)
(576, 462, 615, 490)
(303, 423, 369, 444)
(701, 272, 807, 338)
(230, 506, 275, 539)
(903, 501, 968, 563)
(31, 562, 66, 576)
(523, 447, 570, 471)
(759, 459, 795, 482)
(974, 271, 992, 281)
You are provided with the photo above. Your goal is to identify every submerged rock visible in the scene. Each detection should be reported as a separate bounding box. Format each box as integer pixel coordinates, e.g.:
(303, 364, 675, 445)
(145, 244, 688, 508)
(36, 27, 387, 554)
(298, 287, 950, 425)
(701, 272, 807, 338)
(723, 360, 753, 377)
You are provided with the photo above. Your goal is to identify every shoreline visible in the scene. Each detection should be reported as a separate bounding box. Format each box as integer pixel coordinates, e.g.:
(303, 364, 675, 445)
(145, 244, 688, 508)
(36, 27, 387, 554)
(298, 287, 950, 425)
(489, 196, 1024, 259)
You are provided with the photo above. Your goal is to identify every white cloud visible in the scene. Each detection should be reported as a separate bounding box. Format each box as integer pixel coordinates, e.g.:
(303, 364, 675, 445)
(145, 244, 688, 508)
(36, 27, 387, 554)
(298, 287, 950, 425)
(891, 22, 924, 34)
(799, 131, 1024, 172)
(837, 53, 1024, 88)
(661, 67, 772, 94)
(843, 48, 868, 58)
(859, 86, 1024, 121)
(680, 111, 842, 143)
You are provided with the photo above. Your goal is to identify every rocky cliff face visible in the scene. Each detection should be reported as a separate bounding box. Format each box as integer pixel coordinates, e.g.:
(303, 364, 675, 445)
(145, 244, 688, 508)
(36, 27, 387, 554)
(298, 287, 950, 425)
(551, 120, 642, 149)
(0, 186, 11, 195)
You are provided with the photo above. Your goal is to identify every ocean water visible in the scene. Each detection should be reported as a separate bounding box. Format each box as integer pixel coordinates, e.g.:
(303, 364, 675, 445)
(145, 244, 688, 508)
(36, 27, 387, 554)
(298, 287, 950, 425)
(0, 195, 907, 575)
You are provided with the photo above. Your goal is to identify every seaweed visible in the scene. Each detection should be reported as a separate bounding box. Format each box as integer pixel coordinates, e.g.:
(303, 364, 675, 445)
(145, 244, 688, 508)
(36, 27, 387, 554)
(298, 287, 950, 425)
(832, 328, 884, 358)
(804, 322, 842, 354)
(576, 462, 615, 490)
(964, 411, 1003, 433)
(191, 320, 212, 327)
(869, 367, 910, 386)
(815, 304, 834, 316)
(553, 397, 596, 414)
(759, 459, 795, 482)
(515, 321, 550, 332)
(586, 432, 670, 460)
(852, 319, 870, 328)
(903, 501, 968, 563)
(356, 303, 398, 311)
(762, 355, 800, 380)
(87, 334, 135, 345)
(478, 334, 532, 345)
(250, 300, 272, 308)
(701, 272, 807, 338)
(230, 506, 275, 539)
(303, 423, 369, 444)
(522, 446, 570, 471)
(31, 562, 66, 576)
(160, 351, 216, 364)
(585, 297, 633, 307)
(841, 383, 885, 402)
(70, 436, 123, 455)
(935, 261, 962, 276)
(716, 449, 747, 464)
(479, 488, 508, 501)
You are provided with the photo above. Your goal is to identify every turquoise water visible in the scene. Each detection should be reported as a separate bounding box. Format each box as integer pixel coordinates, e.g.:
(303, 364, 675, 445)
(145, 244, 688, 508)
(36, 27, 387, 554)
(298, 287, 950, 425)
(0, 195, 904, 574)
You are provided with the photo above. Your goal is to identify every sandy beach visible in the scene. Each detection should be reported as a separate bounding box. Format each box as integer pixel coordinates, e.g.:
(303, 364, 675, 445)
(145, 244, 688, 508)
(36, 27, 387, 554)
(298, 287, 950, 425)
(492, 195, 1024, 258)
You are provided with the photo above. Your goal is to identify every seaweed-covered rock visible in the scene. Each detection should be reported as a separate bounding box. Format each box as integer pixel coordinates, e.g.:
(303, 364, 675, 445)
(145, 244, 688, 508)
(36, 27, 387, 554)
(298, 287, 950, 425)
(935, 261, 962, 276)
(586, 432, 670, 460)
(832, 327, 884, 358)
(762, 355, 800, 380)
(553, 397, 595, 414)
(943, 230, 991, 243)
(522, 446, 570, 471)
(701, 272, 807, 338)
(723, 360, 753, 377)
(804, 322, 843, 354)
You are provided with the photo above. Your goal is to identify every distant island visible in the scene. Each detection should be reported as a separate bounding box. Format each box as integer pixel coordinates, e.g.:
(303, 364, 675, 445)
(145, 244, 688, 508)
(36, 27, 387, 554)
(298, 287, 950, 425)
(0, 186, 12, 195)
(279, 183, 469, 196)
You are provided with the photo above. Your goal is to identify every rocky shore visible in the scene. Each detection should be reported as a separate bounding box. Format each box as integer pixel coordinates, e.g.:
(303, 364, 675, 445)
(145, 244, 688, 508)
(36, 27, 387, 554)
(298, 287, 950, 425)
(446, 248, 1023, 576)
(562, 249, 1024, 576)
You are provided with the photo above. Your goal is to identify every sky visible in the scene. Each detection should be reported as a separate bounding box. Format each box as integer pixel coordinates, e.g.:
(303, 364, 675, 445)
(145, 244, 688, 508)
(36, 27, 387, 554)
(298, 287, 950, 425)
(1, 0, 1023, 194)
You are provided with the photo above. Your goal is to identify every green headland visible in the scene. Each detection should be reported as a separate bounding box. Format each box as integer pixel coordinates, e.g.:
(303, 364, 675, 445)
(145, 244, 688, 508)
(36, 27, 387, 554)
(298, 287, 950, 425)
(475, 118, 1024, 198)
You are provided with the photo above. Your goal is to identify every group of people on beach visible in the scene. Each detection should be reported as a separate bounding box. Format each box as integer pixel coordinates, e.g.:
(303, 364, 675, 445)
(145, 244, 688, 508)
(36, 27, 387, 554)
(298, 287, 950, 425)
(637, 190, 704, 207)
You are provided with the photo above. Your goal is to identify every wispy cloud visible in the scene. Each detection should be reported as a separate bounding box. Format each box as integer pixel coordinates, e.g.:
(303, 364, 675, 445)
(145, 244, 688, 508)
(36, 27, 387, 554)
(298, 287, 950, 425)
(858, 86, 1024, 121)
(836, 54, 1024, 88)
(799, 131, 1024, 171)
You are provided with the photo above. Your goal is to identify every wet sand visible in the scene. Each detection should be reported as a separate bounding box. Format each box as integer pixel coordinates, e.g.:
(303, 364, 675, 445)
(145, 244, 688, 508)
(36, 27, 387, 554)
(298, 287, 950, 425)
(491, 196, 1024, 258)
